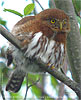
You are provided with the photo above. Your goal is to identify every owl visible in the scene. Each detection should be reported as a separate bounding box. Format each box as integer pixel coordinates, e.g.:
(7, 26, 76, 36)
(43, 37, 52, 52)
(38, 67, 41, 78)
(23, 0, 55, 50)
(6, 8, 70, 92)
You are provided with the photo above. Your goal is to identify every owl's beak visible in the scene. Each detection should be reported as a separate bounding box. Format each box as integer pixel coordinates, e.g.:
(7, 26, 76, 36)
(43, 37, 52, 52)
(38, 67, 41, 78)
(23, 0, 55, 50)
(60, 22, 63, 30)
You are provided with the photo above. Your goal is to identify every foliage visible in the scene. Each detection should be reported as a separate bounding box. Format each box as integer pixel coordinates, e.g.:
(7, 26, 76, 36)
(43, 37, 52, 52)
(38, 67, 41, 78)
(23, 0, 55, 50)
(3, 3, 35, 17)
(3, 9, 23, 17)
(0, 18, 6, 26)
(77, 16, 81, 34)
(10, 92, 23, 100)
(24, 3, 35, 16)
(51, 75, 58, 93)
(31, 85, 42, 98)
(72, 0, 81, 14)
(72, 0, 81, 34)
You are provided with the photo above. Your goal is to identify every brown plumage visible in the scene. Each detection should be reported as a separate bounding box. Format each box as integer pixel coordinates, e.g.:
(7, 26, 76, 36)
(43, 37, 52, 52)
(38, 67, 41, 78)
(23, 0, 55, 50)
(6, 8, 70, 92)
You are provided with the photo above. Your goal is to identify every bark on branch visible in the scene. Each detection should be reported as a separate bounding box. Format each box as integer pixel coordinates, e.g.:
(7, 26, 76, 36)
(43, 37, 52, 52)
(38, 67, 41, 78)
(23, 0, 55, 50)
(0, 25, 81, 98)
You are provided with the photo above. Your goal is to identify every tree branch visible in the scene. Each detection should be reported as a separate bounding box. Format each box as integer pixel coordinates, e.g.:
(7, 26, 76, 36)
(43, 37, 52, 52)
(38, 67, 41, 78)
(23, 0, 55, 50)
(49, 0, 56, 8)
(34, 0, 44, 10)
(0, 25, 81, 98)
(32, 0, 37, 15)
(0, 26, 22, 49)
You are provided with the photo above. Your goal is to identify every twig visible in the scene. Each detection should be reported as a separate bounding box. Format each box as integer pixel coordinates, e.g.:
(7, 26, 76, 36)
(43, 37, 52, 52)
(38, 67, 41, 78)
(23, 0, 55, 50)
(32, 0, 37, 15)
(28, 78, 40, 89)
(0, 85, 6, 100)
(0, 25, 81, 98)
(41, 74, 45, 100)
(0, 73, 6, 100)
(24, 74, 28, 100)
(51, 0, 56, 8)
(24, 74, 40, 100)
(29, 78, 54, 99)
(34, 0, 44, 10)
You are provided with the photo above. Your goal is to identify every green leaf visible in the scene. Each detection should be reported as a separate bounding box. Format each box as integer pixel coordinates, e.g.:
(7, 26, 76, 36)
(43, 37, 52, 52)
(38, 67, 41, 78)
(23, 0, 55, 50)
(28, 73, 42, 82)
(24, 3, 35, 16)
(27, 74, 41, 98)
(77, 16, 81, 34)
(0, 18, 6, 26)
(31, 85, 41, 98)
(22, 74, 41, 89)
(0, 46, 7, 58)
(72, 0, 81, 13)
(80, 27, 81, 34)
(3, 8, 23, 17)
(67, 97, 72, 100)
(76, 16, 81, 24)
(45, 96, 55, 100)
(10, 92, 23, 100)
(0, 63, 8, 83)
(0, 62, 6, 68)
(51, 75, 58, 93)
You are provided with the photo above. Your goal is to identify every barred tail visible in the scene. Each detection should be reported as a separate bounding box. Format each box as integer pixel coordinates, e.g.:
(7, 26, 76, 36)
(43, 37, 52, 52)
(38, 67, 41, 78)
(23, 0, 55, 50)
(6, 69, 26, 93)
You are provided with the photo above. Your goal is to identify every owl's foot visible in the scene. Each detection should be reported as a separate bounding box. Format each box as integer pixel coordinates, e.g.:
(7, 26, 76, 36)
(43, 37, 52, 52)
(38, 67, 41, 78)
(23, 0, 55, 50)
(51, 65, 55, 70)
(47, 63, 55, 70)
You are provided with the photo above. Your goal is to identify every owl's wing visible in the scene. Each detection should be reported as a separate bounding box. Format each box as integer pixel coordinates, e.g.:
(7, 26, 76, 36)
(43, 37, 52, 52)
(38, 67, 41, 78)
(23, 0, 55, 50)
(7, 16, 35, 66)
(11, 16, 35, 47)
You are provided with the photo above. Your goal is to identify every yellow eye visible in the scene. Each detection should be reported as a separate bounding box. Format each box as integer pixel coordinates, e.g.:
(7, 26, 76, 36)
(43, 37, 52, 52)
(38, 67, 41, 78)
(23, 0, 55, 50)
(64, 21, 66, 24)
(63, 20, 66, 24)
(51, 19, 55, 24)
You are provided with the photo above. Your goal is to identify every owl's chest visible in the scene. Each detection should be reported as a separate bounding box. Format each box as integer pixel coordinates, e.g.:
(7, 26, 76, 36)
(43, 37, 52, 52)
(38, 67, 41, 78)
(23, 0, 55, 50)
(25, 32, 65, 68)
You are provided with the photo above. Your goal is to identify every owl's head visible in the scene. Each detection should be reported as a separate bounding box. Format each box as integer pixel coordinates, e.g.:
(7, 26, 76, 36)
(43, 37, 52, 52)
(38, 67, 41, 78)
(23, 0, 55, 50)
(36, 9, 70, 33)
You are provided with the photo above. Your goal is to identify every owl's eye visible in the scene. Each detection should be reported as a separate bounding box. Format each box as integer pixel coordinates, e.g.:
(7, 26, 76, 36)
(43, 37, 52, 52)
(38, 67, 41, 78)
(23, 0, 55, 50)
(63, 21, 66, 24)
(63, 19, 67, 25)
(51, 19, 56, 24)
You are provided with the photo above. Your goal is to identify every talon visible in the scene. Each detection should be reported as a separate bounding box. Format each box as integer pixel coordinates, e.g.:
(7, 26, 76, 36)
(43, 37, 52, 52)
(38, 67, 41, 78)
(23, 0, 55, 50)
(47, 63, 55, 70)
(47, 63, 51, 66)
(51, 65, 55, 70)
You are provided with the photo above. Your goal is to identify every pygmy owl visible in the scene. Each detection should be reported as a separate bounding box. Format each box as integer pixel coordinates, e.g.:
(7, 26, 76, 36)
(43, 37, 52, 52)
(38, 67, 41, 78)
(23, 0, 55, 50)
(6, 8, 70, 92)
